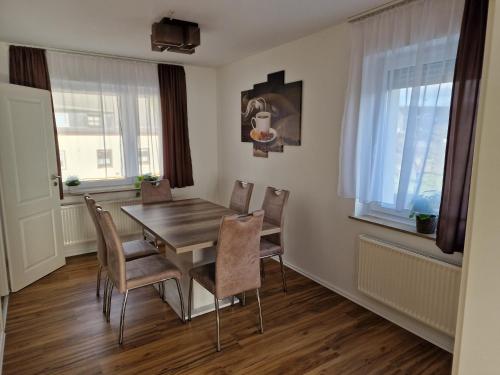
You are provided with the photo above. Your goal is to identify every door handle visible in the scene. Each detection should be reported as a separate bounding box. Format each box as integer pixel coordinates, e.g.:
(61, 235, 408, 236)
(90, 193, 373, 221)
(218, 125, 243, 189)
(51, 174, 62, 186)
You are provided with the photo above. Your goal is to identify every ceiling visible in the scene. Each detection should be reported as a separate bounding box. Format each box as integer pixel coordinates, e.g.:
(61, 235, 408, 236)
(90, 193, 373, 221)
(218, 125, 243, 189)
(0, 0, 387, 67)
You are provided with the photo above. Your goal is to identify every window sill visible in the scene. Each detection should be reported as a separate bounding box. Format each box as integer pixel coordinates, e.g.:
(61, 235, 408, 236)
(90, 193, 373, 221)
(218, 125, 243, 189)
(64, 185, 138, 196)
(349, 215, 436, 241)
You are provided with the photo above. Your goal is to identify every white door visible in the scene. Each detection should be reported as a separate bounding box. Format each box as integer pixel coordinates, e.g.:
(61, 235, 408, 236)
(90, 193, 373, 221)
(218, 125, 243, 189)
(0, 215, 9, 296)
(0, 83, 65, 292)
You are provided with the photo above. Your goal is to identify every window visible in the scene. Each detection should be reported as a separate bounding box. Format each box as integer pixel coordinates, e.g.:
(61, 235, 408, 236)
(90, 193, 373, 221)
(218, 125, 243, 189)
(338, 0, 463, 225)
(59, 150, 67, 170)
(97, 149, 113, 169)
(87, 114, 101, 127)
(363, 57, 455, 222)
(139, 148, 150, 166)
(55, 113, 69, 128)
(47, 51, 163, 187)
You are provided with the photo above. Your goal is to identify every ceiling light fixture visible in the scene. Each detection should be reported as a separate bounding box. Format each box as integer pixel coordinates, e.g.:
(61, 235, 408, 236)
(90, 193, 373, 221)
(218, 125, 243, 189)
(151, 14, 200, 55)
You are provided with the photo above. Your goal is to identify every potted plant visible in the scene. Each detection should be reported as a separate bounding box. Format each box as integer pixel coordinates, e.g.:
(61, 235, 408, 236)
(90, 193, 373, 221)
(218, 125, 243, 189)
(409, 191, 441, 234)
(65, 176, 81, 191)
(134, 174, 159, 197)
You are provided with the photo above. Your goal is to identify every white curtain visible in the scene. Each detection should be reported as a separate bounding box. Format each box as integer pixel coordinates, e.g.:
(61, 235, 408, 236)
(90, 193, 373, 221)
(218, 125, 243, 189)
(338, 0, 464, 212)
(47, 52, 162, 183)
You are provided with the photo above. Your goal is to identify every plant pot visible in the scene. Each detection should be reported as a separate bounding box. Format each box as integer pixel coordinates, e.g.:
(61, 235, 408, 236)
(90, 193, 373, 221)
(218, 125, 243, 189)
(416, 215, 437, 234)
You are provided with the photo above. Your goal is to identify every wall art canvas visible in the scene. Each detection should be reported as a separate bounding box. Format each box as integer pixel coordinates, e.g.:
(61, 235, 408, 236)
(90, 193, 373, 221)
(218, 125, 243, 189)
(241, 71, 302, 158)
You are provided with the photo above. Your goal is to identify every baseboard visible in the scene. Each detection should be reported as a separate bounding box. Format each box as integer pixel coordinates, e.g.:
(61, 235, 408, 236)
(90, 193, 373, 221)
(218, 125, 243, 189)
(65, 246, 97, 258)
(273, 258, 454, 353)
(0, 296, 9, 375)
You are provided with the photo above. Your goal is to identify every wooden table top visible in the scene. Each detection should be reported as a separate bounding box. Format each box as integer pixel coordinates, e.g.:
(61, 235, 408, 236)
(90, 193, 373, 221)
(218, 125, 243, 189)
(121, 198, 280, 254)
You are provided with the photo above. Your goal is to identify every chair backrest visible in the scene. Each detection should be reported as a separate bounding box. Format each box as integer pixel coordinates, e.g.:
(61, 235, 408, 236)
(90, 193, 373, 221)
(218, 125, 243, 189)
(261, 187, 290, 248)
(215, 210, 264, 299)
(95, 208, 127, 293)
(229, 180, 254, 214)
(84, 195, 107, 267)
(141, 179, 173, 204)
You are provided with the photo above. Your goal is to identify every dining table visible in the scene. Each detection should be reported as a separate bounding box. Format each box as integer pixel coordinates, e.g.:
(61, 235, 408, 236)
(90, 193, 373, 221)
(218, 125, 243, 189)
(121, 198, 280, 319)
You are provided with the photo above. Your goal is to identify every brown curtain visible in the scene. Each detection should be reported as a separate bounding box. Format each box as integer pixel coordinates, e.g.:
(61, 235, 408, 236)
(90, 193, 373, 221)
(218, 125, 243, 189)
(437, 0, 489, 253)
(158, 64, 194, 188)
(9, 45, 63, 199)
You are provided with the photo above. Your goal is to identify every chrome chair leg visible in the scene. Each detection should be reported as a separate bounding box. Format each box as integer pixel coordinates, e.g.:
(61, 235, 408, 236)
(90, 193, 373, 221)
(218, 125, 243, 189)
(106, 282, 114, 322)
(105, 281, 111, 320)
(188, 277, 193, 321)
(279, 255, 287, 293)
(105, 278, 113, 318)
(102, 276, 109, 314)
(119, 290, 129, 345)
(231, 296, 235, 306)
(158, 282, 164, 300)
(174, 278, 186, 323)
(163, 281, 167, 301)
(256, 288, 264, 334)
(214, 297, 221, 352)
(96, 265, 102, 297)
(240, 292, 246, 306)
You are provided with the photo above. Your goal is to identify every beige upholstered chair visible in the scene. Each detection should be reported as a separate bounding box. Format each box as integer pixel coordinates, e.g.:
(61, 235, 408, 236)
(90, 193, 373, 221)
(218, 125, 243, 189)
(96, 207, 185, 344)
(141, 179, 173, 204)
(229, 180, 254, 214)
(188, 210, 265, 352)
(84, 195, 159, 303)
(140, 179, 173, 245)
(260, 187, 290, 293)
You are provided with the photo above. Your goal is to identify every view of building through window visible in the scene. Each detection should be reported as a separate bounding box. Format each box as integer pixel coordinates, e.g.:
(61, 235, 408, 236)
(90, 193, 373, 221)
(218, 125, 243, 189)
(96, 149, 113, 169)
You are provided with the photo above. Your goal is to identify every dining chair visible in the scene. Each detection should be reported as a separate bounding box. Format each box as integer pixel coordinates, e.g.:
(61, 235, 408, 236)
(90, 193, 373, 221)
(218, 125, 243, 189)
(84, 195, 160, 304)
(188, 210, 265, 352)
(259, 187, 290, 293)
(141, 179, 173, 204)
(229, 180, 254, 214)
(140, 179, 173, 245)
(96, 207, 185, 344)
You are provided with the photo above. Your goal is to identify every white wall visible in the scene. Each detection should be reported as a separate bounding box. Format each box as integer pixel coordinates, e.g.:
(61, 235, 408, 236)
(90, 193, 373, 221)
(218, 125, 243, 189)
(0, 42, 7, 83)
(0, 41, 9, 299)
(180, 65, 218, 201)
(0, 42, 8, 372)
(452, 1, 500, 373)
(216, 22, 462, 351)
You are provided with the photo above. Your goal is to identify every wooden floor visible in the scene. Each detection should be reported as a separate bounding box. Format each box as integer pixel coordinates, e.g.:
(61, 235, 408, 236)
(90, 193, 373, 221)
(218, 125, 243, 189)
(3, 254, 452, 374)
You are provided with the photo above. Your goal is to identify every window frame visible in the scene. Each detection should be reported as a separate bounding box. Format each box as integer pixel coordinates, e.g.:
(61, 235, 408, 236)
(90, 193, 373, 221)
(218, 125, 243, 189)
(96, 149, 113, 169)
(359, 47, 455, 222)
(53, 90, 162, 188)
(358, 201, 415, 226)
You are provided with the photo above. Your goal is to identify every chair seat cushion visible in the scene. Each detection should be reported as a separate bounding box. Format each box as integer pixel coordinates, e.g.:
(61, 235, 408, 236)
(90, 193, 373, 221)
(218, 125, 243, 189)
(126, 254, 181, 290)
(123, 240, 159, 260)
(189, 263, 216, 294)
(260, 238, 282, 258)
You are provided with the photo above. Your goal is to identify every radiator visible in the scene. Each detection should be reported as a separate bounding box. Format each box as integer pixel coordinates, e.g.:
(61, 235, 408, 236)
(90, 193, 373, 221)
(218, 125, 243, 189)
(357, 235, 461, 336)
(61, 199, 142, 246)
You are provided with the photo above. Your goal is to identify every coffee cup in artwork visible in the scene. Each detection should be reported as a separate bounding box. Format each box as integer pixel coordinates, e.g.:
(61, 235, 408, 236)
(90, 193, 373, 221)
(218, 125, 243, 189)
(251, 111, 271, 134)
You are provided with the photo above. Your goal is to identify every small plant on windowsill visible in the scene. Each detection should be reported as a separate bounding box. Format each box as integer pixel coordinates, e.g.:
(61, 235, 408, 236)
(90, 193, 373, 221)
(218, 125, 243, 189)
(64, 176, 81, 191)
(409, 191, 441, 235)
(134, 174, 159, 197)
